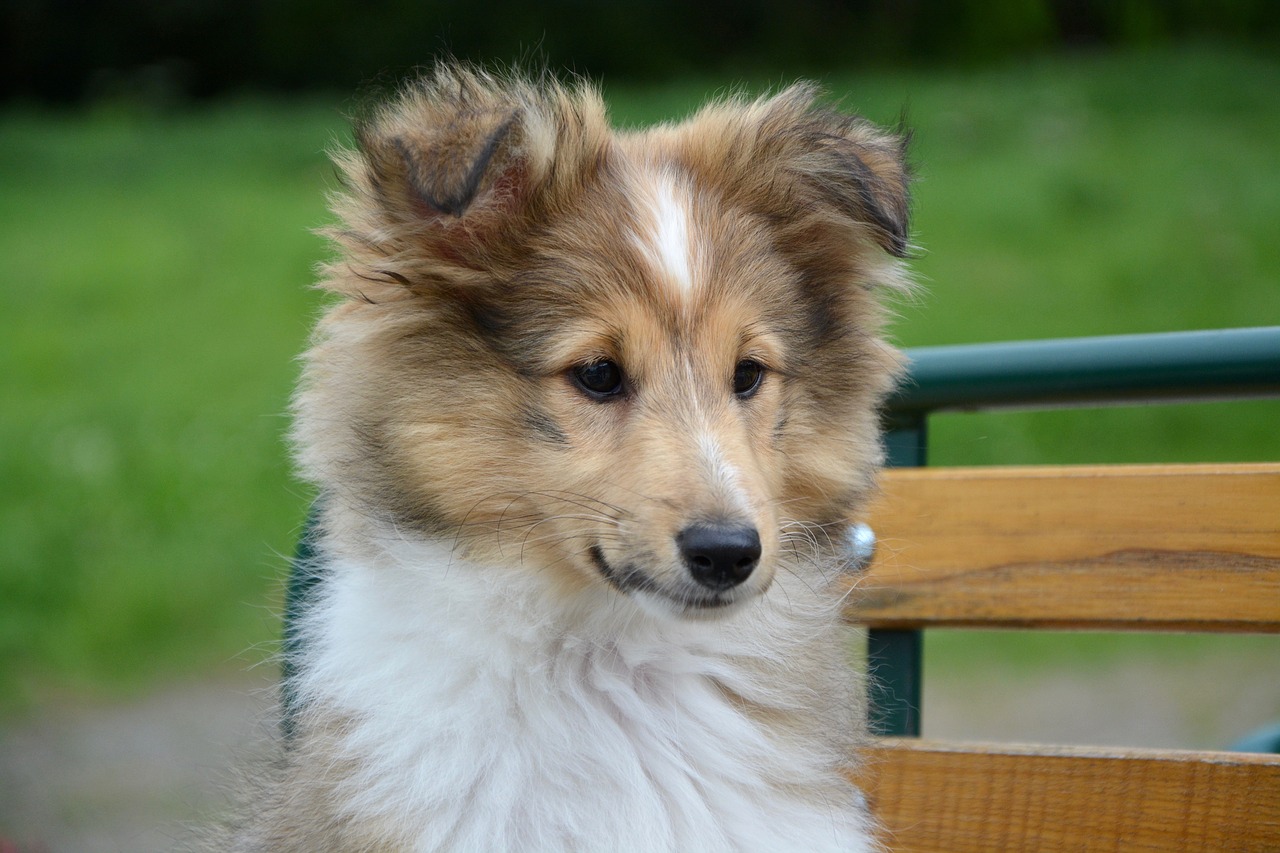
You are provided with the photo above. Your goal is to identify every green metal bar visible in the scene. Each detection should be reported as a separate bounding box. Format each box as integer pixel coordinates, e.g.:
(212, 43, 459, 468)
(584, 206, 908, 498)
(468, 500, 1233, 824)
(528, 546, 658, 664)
(884, 413, 927, 468)
(867, 413, 926, 737)
(891, 326, 1280, 415)
(281, 501, 324, 739)
(867, 629, 923, 736)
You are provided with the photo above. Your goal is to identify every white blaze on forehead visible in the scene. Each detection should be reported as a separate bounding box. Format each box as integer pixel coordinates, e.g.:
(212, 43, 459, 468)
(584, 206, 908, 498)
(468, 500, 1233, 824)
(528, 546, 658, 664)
(632, 169, 697, 296)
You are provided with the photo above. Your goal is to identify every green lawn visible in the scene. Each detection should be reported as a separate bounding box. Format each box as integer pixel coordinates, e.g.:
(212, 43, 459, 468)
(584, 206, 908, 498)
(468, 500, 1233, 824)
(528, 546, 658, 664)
(2, 45, 1277, 713)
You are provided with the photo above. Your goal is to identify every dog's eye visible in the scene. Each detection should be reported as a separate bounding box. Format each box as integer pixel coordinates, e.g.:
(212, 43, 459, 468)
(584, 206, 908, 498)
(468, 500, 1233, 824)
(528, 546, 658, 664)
(733, 359, 765, 398)
(572, 360, 625, 400)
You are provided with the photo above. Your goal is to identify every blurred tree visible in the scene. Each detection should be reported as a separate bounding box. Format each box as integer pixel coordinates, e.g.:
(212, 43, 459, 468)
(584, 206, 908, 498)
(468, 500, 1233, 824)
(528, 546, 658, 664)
(2, 0, 1277, 103)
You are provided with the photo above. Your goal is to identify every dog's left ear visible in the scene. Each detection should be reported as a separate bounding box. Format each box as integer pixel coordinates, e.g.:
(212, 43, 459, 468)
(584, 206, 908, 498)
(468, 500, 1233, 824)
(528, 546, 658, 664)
(685, 85, 911, 259)
(788, 99, 912, 258)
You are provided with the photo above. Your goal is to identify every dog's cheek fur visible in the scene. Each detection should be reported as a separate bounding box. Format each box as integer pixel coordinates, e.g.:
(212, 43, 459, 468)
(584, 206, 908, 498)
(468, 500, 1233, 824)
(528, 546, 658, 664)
(293, 297, 577, 559)
(296, 68, 613, 557)
(781, 290, 904, 526)
(773, 253, 907, 516)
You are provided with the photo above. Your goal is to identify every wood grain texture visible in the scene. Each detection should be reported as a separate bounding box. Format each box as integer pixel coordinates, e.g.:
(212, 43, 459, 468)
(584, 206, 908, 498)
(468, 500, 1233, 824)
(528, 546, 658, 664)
(852, 739, 1280, 853)
(844, 463, 1280, 631)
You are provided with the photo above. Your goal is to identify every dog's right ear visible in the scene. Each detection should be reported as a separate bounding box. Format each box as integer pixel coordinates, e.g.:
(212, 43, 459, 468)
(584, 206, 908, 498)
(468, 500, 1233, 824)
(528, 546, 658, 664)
(325, 65, 609, 297)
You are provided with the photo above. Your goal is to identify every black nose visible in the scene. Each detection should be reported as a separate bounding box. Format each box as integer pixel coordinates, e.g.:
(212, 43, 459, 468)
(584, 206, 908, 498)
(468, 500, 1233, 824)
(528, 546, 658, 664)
(677, 523, 762, 591)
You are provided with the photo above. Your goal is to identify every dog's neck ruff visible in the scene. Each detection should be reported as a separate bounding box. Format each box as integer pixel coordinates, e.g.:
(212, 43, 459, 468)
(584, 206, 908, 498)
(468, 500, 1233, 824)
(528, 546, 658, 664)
(290, 535, 873, 852)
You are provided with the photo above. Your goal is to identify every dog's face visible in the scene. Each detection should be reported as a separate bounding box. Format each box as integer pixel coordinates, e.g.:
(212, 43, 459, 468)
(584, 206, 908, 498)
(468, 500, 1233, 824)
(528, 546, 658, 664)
(296, 66, 910, 619)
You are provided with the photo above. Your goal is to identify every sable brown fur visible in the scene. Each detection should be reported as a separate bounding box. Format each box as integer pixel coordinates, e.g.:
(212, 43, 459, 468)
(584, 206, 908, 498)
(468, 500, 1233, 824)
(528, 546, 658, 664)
(223, 62, 914, 851)
(302, 64, 910, 552)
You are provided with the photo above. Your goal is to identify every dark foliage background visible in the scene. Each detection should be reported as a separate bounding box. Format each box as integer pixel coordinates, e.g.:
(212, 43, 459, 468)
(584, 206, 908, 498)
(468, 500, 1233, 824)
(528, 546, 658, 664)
(6, 0, 1280, 103)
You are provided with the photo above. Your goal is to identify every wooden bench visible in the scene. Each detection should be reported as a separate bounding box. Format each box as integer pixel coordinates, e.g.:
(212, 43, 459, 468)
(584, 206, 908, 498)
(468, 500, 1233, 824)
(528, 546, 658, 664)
(845, 327, 1280, 852)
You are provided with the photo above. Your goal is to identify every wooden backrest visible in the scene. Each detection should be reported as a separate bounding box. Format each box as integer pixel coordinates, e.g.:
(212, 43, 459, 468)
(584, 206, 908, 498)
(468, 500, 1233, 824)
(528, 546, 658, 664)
(852, 464, 1280, 632)
(851, 738, 1280, 852)
(843, 462, 1280, 851)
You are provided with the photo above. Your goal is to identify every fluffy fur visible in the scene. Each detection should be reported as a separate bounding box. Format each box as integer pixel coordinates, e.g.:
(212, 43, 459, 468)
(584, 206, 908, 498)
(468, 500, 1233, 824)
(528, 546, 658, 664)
(235, 63, 912, 851)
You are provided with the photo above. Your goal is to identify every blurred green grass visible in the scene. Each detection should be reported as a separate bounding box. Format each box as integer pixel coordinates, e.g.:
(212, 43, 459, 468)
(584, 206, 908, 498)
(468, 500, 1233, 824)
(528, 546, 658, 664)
(0, 101, 341, 708)
(2, 45, 1277, 713)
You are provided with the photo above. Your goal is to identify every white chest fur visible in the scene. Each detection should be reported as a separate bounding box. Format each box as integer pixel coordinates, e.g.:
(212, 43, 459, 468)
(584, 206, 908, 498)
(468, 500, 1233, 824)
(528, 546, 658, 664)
(290, 539, 874, 852)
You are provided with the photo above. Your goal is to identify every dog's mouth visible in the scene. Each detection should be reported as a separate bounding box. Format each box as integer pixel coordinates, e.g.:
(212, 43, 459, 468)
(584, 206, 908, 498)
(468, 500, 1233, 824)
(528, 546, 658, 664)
(588, 545, 748, 617)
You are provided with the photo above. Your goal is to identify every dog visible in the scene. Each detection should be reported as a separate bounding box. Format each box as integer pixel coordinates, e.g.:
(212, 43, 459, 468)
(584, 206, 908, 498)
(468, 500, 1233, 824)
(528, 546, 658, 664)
(236, 63, 911, 851)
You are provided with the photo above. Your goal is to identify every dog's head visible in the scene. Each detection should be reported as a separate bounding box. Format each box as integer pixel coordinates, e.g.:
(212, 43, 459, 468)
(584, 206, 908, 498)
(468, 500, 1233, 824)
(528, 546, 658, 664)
(297, 64, 911, 619)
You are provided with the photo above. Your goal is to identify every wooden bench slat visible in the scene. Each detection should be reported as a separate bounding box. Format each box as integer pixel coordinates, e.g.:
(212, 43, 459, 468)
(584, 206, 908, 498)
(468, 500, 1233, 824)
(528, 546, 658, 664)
(852, 738, 1280, 852)
(845, 463, 1280, 631)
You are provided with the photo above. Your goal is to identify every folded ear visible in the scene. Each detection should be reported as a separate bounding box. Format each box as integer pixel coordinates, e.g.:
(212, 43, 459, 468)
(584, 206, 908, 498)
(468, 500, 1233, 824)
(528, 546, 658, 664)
(793, 98, 912, 258)
(326, 65, 609, 292)
(683, 84, 911, 259)
(372, 107, 525, 222)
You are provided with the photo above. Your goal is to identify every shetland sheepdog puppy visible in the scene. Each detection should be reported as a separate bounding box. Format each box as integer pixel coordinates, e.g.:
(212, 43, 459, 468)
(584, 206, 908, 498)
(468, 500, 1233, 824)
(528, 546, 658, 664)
(239, 63, 911, 852)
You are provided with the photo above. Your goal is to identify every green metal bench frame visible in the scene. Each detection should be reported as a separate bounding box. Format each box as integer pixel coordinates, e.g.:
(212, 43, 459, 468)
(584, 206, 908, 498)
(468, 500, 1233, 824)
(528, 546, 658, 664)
(868, 325, 1280, 740)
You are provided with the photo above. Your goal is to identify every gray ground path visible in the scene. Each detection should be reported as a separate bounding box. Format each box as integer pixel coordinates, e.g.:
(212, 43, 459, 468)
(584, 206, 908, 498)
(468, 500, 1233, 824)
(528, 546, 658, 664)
(3, 653, 1278, 853)
(1, 673, 276, 853)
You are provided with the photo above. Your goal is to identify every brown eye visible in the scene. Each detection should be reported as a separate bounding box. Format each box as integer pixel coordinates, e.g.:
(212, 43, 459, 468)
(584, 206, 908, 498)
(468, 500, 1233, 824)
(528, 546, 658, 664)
(572, 360, 625, 400)
(733, 359, 764, 398)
